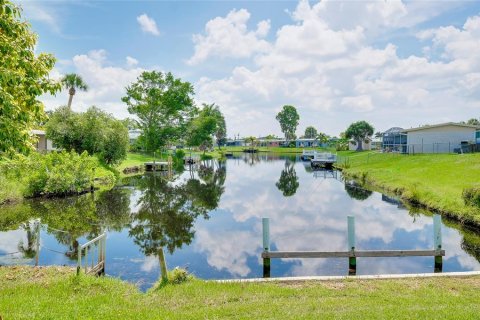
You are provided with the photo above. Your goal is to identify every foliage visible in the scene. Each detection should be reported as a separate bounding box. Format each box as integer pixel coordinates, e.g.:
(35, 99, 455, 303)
(186, 106, 217, 152)
(0, 1, 60, 156)
(1, 151, 113, 197)
(0, 172, 23, 205)
(156, 267, 193, 289)
(122, 71, 196, 152)
(304, 126, 317, 139)
(344, 181, 373, 201)
(276, 105, 299, 141)
(276, 160, 299, 197)
(317, 132, 329, 144)
(46, 106, 129, 165)
(466, 118, 480, 126)
(60, 73, 88, 109)
(245, 136, 258, 148)
(462, 187, 480, 207)
(345, 121, 374, 151)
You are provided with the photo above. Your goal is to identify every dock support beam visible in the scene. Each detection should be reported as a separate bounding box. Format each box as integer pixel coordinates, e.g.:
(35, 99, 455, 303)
(262, 218, 270, 278)
(433, 214, 443, 272)
(348, 216, 356, 275)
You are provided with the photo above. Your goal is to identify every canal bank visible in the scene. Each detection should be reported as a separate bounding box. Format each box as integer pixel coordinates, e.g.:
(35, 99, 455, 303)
(1, 266, 480, 319)
(339, 152, 480, 228)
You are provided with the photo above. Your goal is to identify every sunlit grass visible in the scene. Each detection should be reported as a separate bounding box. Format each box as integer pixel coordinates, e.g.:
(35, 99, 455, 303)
(340, 152, 480, 225)
(1, 266, 479, 319)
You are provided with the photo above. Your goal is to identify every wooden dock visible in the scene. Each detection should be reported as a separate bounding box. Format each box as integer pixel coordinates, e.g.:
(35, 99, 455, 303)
(261, 215, 444, 278)
(301, 150, 316, 161)
(311, 152, 337, 168)
(144, 161, 170, 171)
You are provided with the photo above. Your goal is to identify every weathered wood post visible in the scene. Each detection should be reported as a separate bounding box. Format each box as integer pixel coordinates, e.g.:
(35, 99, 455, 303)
(347, 215, 356, 275)
(262, 218, 271, 278)
(35, 219, 40, 267)
(158, 247, 168, 283)
(433, 214, 443, 272)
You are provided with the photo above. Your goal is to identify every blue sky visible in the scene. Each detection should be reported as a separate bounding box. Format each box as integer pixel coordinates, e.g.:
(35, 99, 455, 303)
(21, 0, 480, 137)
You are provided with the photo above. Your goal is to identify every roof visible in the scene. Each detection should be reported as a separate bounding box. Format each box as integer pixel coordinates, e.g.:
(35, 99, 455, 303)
(31, 129, 46, 135)
(384, 127, 405, 134)
(402, 122, 480, 133)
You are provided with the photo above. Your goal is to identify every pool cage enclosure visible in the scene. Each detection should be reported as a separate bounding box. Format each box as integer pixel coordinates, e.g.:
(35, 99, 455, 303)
(382, 127, 407, 153)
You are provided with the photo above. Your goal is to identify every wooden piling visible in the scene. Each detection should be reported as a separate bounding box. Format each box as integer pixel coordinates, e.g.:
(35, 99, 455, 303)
(347, 216, 356, 275)
(433, 214, 443, 272)
(262, 218, 271, 278)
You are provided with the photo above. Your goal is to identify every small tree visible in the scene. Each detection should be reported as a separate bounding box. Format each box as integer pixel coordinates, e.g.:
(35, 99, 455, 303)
(467, 118, 480, 126)
(304, 126, 317, 139)
(245, 136, 258, 149)
(275, 105, 299, 143)
(61, 73, 88, 110)
(345, 121, 374, 151)
(317, 132, 329, 145)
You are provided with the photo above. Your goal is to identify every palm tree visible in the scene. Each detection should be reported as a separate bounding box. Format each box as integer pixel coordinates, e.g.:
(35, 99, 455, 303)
(61, 73, 88, 110)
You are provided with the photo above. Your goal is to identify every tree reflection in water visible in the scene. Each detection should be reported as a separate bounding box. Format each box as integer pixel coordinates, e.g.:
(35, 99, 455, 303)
(129, 161, 226, 280)
(276, 159, 299, 197)
(344, 181, 373, 201)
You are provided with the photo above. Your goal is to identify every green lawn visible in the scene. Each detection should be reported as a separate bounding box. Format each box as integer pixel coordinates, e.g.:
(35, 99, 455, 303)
(339, 152, 480, 225)
(1, 266, 479, 319)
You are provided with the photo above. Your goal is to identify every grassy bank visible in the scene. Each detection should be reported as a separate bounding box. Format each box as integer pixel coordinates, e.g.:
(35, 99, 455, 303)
(339, 152, 480, 226)
(1, 266, 479, 319)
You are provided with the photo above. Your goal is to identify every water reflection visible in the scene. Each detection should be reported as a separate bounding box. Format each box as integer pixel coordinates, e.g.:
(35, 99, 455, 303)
(276, 160, 299, 197)
(1, 156, 480, 289)
(344, 181, 373, 201)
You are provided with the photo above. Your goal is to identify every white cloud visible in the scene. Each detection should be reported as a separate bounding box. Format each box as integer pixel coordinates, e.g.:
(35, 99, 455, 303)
(194, 2, 480, 137)
(137, 13, 160, 36)
(187, 9, 271, 65)
(126, 56, 139, 67)
(20, 1, 61, 34)
(42, 50, 146, 118)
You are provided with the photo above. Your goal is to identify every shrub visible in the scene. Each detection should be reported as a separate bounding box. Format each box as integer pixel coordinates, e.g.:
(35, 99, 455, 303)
(2, 151, 114, 198)
(462, 187, 480, 207)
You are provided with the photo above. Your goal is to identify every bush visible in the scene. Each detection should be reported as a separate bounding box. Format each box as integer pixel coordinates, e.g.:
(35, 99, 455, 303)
(2, 151, 114, 197)
(462, 187, 480, 207)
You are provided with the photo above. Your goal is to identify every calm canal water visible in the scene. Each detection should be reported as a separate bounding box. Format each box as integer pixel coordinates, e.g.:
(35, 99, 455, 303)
(1, 154, 480, 290)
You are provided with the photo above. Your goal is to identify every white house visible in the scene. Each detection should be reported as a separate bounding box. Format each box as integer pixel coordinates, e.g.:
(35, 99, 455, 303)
(403, 122, 479, 153)
(31, 130, 56, 152)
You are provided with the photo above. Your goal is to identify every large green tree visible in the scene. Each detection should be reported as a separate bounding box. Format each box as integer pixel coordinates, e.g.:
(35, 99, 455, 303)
(276, 105, 299, 143)
(304, 126, 317, 139)
(345, 120, 374, 151)
(46, 106, 129, 165)
(0, 1, 60, 156)
(122, 71, 196, 152)
(196, 103, 227, 149)
(60, 73, 88, 110)
(186, 107, 217, 153)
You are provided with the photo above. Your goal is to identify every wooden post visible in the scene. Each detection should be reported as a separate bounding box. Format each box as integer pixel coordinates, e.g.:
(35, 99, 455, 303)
(262, 218, 271, 278)
(35, 219, 40, 267)
(77, 246, 81, 276)
(347, 215, 356, 275)
(158, 247, 168, 283)
(433, 214, 443, 272)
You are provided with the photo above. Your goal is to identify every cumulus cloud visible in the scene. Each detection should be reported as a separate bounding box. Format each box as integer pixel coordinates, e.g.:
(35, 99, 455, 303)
(137, 13, 160, 36)
(187, 9, 271, 65)
(194, 1, 480, 137)
(42, 50, 145, 118)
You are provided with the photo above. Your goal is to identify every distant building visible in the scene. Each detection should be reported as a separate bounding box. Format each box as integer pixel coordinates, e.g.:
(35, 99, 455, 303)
(31, 130, 56, 152)
(380, 122, 480, 154)
(258, 138, 285, 147)
(403, 122, 479, 153)
(295, 138, 320, 148)
(382, 127, 407, 153)
(128, 129, 142, 144)
(226, 139, 245, 147)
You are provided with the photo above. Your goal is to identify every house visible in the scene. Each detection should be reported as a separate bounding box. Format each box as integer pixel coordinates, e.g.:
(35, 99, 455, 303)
(295, 138, 320, 148)
(403, 122, 479, 153)
(225, 139, 245, 147)
(258, 138, 285, 147)
(31, 130, 56, 152)
(382, 127, 407, 153)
